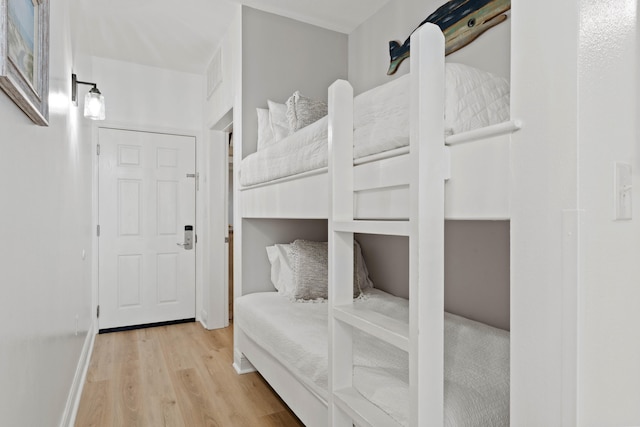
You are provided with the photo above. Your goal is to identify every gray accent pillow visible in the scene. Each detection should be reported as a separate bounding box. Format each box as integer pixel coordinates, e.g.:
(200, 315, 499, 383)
(291, 240, 329, 300)
(286, 91, 328, 133)
(289, 239, 373, 301)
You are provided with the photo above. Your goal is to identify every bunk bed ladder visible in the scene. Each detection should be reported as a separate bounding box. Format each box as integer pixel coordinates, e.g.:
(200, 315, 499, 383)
(328, 23, 446, 427)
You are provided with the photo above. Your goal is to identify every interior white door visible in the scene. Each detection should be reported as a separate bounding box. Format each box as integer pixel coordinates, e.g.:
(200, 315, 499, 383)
(98, 128, 196, 330)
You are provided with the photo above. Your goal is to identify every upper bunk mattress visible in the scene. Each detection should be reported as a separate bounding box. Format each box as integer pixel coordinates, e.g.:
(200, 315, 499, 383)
(240, 63, 510, 187)
(235, 288, 509, 426)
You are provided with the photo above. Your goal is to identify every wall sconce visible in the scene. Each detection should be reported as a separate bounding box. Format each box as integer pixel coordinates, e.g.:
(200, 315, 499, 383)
(71, 73, 106, 120)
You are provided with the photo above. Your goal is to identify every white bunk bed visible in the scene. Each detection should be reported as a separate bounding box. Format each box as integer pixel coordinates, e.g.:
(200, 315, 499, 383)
(234, 24, 518, 426)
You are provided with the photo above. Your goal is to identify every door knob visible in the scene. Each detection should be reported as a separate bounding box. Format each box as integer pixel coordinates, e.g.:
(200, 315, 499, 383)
(177, 225, 194, 250)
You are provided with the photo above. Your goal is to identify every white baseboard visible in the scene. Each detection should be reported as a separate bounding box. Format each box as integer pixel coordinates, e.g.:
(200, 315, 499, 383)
(59, 321, 96, 427)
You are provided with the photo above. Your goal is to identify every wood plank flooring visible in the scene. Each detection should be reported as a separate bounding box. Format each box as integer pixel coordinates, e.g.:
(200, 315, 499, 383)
(75, 322, 304, 427)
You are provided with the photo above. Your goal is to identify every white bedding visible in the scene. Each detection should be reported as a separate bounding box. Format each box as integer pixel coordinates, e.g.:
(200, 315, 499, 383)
(240, 63, 509, 187)
(235, 288, 509, 426)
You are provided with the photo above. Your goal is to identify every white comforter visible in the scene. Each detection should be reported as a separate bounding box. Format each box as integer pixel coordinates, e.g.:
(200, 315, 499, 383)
(240, 63, 510, 187)
(235, 288, 509, 426)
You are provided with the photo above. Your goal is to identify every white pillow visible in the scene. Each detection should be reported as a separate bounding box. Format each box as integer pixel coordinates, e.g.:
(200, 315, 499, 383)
(267, 100, 289, 142)
(265, 245, 281, 291)
(266, 244, 295, 295)
(444, 63, 510, 135)
(256, 108, 276, 151)
(286, 91, 327, 133)
(353, 74, 410, 159)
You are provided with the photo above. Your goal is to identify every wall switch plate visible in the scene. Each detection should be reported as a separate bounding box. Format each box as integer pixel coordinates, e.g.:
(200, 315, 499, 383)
(614, 162, 632, 220)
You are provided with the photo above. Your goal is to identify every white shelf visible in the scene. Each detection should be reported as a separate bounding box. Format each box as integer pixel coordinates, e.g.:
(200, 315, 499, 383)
(333, 220, 410, 236)
(333, 305, 409, 352)
(333, 387, 402, 427)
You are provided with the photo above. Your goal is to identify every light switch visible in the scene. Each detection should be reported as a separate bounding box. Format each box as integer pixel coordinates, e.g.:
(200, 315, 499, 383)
(614, 162, 632, 220)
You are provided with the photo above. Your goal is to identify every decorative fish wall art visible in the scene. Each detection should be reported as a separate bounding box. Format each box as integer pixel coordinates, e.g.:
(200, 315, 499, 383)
(387, 0, 511, 75)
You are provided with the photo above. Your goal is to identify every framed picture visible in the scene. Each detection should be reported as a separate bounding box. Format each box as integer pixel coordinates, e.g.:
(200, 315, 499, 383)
(0, 0, 49, 126)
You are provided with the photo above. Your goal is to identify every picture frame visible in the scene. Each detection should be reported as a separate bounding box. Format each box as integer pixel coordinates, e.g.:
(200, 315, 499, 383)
(0, 0, 49, 126)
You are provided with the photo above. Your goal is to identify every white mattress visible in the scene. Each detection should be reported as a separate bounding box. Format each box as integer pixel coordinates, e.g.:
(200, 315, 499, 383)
(240, 63, 509, 187)
(235, 288, 509, 426)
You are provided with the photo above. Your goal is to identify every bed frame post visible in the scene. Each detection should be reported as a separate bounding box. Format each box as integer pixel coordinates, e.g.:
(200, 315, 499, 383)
(327, 78, 355, 427)
(409, 23, 446, 427)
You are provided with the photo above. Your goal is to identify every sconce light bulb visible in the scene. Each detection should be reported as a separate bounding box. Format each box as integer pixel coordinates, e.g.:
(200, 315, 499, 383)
(84, 88, 105, 120)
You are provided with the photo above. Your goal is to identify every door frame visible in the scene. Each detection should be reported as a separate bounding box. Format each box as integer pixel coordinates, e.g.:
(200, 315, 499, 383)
(202, 109, 233, 330)
(91, 121, 206, 331)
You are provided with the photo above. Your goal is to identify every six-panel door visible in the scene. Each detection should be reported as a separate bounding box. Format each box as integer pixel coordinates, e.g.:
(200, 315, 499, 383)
(98, 128, 196, 329)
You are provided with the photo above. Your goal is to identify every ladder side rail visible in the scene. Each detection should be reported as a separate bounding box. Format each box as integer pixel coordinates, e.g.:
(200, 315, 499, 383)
(328, 79, 356, 427)
(409, 23, 446, 427)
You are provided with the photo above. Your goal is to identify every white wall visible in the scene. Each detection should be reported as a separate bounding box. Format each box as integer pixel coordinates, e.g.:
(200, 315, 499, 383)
(511, 0, 640, 424)
(577, 0, 640, 423)
(199, 7, 241, 329)
(0, 1, 94, 425)
(90, 57, 203, 131)
(348, 0, 511, 94)
(204, 6, 240, 129)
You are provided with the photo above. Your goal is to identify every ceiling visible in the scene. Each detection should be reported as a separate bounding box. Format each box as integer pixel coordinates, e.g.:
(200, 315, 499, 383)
(70, 0, 389, 75)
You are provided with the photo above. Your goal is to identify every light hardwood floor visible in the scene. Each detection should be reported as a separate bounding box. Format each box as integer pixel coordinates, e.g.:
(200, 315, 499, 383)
(75, 322, 304, 426)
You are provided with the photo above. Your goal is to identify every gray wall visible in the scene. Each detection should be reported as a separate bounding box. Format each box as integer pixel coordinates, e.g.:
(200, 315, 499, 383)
(240, 7, 348, 292)
(348, 0, 511, 94)
(357, 221, 510, 331)
(241, 6, 348, 157)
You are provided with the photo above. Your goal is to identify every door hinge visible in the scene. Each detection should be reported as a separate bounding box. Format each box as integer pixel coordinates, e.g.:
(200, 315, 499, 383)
(97, 144, 100, 155)
(195, 234, 198, 244)
(97, 225, 100, 237)
(96, 305, 100, 318)
(225, 237, 229, 243)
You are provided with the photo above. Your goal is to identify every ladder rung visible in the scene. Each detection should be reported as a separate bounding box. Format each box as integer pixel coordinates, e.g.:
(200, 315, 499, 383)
(333, 387, 401, 427)
(333, 305, 409, 352)
(333, 220, 410, 236)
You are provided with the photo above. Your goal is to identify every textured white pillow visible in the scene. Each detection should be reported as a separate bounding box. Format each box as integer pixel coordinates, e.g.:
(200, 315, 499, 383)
(353, 74, 410, 159)
(444, 63, 510, 134)
(266, 240, 373, 301)
(286, 91, 328, 133)
(256, 108, 276, 151)
(267, 100, 289, 142)
(351, 63, 510, 157)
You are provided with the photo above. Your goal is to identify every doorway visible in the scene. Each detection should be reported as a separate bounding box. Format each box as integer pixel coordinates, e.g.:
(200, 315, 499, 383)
(227, 131, 234, 321)
(97, 127, 197, 330)
(201, 109, 233, 330)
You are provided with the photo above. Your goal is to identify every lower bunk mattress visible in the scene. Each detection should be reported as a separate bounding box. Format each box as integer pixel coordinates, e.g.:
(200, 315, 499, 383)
(235, 288, 509, 426)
